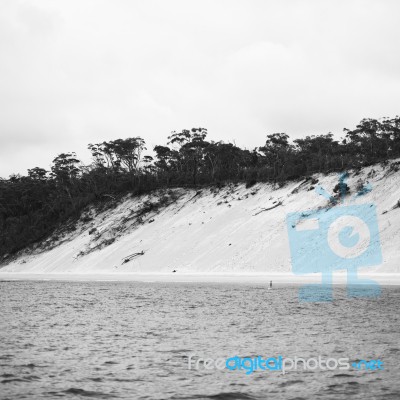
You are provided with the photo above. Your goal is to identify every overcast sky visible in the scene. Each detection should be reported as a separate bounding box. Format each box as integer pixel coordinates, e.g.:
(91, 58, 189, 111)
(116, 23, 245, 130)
(1, 0, 400, 177)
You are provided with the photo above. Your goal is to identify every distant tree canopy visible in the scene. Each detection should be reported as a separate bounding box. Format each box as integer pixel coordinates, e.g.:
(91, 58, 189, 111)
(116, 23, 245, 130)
(1, 116, 399, 257)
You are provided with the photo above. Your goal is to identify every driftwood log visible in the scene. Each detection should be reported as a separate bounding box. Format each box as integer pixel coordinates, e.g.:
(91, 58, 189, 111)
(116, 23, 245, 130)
(122, 250, 145, 264)
(253, 201, 283, 216)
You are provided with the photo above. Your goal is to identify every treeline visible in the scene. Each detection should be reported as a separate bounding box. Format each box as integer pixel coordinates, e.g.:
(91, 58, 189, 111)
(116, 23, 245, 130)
(1, 116, 400, 257)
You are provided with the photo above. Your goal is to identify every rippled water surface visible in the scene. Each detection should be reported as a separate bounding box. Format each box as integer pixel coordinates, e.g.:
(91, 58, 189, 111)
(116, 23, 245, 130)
(1, 281, 399, 399)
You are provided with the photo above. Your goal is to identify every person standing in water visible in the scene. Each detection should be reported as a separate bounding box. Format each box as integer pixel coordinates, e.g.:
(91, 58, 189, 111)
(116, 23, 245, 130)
(269, 280, 272, 289)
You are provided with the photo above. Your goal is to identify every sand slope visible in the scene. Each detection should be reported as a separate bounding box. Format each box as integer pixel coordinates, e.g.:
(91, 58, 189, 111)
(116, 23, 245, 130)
(1, 160, 399, 281)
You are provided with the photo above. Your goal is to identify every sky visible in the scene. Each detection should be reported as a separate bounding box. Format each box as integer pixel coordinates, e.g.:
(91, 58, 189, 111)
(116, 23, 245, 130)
(1, 0, 400, 177)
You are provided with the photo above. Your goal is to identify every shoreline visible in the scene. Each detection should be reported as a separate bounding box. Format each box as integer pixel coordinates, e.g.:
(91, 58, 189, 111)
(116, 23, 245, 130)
(1, 272, 400, 285)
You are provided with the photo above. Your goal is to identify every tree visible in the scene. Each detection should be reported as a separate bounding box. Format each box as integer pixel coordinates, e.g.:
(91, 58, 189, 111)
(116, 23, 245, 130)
(51, 153, 81, 183)
(259, 133, 290, 180)
(28, 167, 48, 181)
(166, 128, 209, 184)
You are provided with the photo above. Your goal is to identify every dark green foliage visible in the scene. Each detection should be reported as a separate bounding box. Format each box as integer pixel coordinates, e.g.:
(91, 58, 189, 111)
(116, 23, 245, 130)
(1, 116, 400, 258)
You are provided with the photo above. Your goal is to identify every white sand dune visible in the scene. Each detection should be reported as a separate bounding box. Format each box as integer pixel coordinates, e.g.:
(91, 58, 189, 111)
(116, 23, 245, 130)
(1, 160, 399, 283)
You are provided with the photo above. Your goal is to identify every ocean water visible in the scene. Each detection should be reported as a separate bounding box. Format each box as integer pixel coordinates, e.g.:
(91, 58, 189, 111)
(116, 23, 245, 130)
(0, 281, 399, 399)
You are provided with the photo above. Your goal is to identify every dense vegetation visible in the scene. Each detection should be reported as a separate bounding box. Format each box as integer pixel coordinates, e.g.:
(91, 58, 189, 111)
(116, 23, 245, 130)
(1, 116, 400, 258)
